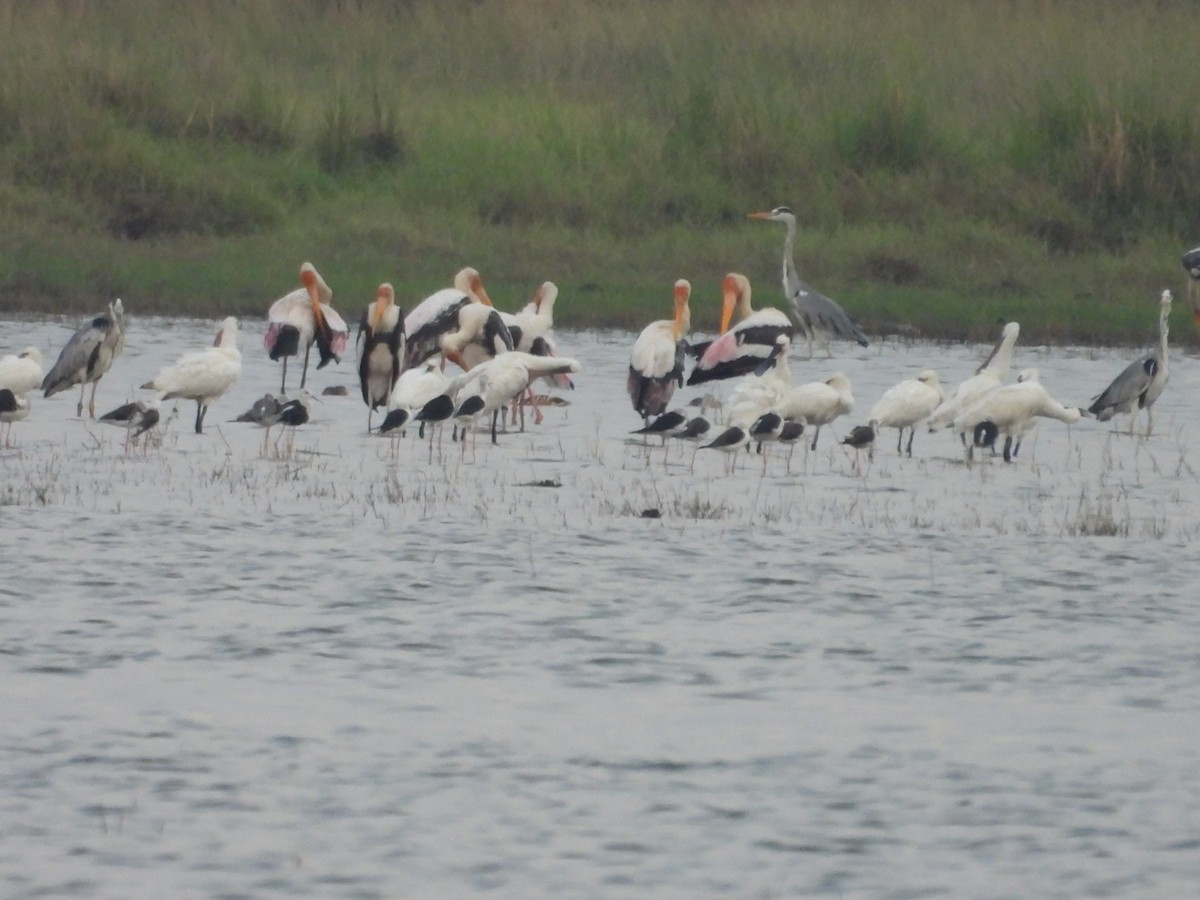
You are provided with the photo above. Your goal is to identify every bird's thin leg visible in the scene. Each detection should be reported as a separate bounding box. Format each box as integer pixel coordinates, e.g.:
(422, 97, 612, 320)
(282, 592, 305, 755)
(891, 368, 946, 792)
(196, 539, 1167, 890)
(88, 381, 99, 418)
(810, 426, 820, 452)
(76, 382, 86, 417)
(905, 428, 915, 457)
(280, 357, 288, 394)
(1146, 406, 1155, 438)
(1002, 436, 1014, 463)
(491, 409, 500, 444)
(300, 344, 311, 389)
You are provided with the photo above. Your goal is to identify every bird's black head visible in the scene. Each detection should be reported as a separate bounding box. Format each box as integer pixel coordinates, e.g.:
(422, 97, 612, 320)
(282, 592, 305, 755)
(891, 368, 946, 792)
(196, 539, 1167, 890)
(1182, 247, 1200, 277)
(973, 421, 998, 448)
(1143, 358, 1158, 377)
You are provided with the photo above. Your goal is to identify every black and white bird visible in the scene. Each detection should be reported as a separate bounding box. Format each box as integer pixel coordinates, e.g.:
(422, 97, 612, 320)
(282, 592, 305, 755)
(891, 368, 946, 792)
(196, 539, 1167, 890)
(747, 207, 868, 358)
(98, 399, 161, 452)
(356, 283, 405, 430)
(1086, 290, 1172, 436)
(42, 299, 126, 417)
(257, 390, 317, 454)
(700, 424, 750, 474)
(0, 388, 30, 447)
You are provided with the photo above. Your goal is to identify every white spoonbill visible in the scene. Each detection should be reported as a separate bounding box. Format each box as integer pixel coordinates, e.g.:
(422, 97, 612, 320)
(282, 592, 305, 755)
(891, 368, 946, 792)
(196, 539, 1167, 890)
(0, 347, 44, 396)
(628, 279, 691, 424)
(748, 207, 868, 358)
(723, 334, 793, 430)
(688, 273, 794, 385)
(142, 317, 242, 434)
(858, 369, 945, 457)
(41, 299, 125, 417)
(356, 283, 405, 429)
(451, 351, 582, 444)
(955, 368, 1081, 463)
(1086, 290, 1171, 436)
(265, 262, 349, 393)
(927, 321, 1020, 436)
(774, 372, 855, 450)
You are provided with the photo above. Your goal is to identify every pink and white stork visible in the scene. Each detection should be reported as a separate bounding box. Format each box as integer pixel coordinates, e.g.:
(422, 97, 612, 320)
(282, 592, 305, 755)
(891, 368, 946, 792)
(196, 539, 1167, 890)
(264, 262, 349, 393)
(688, 273, 794, 385)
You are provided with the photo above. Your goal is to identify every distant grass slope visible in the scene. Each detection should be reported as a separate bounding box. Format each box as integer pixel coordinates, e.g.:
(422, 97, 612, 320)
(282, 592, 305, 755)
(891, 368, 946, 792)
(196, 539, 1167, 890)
(0, 0, 1197, 345)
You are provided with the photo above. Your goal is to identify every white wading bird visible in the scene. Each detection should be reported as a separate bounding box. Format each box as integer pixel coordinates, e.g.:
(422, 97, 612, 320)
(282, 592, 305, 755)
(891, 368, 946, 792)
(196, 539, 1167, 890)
(850, 369, 946, 457)
(628, 279, 691, 424)
(41, 299, 125, 417)
(451, 351, 582, 445)
(687, 273, 794, 385)
(378, 361, 453, 436)
(747, 207, 868, 358)
(927, 321, 1020, 439)
(774, 371, 854, 451)
(356, 283, 406, 430)
(956, 368, 1082, 463)
(0, 347, 44, 396)
(264, 262, 349, 393)
(142, 317, 242, 434)
(1086, 290, 1171, 436)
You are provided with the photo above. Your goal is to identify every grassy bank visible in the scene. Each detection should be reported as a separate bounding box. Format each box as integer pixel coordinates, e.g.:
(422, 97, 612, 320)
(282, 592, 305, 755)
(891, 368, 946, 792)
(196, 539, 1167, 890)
(1, 0, 1198, 345)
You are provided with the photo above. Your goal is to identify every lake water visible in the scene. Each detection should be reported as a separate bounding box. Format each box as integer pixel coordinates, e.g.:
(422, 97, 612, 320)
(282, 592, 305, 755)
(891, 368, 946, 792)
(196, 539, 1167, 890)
(2, 314, 1199, 898)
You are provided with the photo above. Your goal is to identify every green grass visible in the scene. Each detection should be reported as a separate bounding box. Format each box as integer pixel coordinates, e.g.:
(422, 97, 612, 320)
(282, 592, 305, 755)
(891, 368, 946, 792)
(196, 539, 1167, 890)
(0, 0, 1198, 345)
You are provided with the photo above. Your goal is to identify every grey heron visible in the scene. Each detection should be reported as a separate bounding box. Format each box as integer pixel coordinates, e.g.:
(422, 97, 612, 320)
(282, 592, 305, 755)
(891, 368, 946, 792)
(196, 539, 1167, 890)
(748, 207, 868, 358)
(1086, 290, 1172, 436)
(41, 299, 126, 417)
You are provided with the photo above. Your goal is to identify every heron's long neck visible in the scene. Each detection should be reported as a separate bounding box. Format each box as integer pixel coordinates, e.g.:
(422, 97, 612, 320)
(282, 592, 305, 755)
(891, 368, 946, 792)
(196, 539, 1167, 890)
(1159, 305, 1170, 363)
(781, 217, 800, 296)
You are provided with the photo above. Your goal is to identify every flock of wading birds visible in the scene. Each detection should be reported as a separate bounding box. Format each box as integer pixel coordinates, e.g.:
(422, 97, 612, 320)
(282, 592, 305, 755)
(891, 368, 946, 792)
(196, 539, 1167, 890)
(0, 207, 1195, 468)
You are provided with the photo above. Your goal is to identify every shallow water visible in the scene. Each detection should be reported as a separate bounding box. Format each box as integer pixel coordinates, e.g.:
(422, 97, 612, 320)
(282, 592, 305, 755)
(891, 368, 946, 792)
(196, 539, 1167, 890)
(2, 315, 1199, 898)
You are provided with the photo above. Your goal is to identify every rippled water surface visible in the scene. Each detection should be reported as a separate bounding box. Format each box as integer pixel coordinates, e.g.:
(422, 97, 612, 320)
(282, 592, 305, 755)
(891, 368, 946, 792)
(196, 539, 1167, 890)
(3, 314, 1200, 898)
